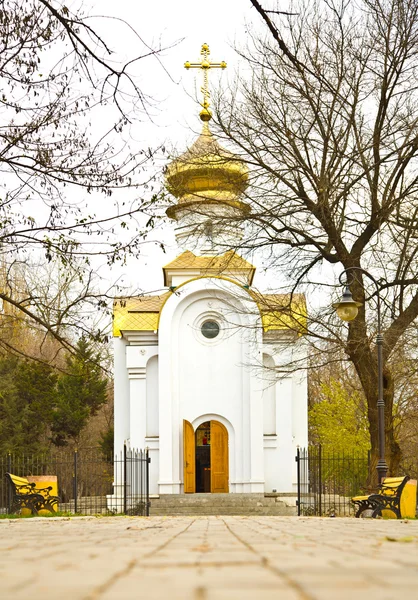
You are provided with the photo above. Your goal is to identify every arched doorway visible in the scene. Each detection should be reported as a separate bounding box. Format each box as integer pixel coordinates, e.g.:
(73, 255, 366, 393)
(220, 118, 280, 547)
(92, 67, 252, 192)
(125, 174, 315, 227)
(183, 420, 229, 493)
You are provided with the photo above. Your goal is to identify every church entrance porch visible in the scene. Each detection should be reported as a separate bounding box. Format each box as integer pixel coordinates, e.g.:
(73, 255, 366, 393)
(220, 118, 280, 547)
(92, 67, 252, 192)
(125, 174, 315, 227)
(183, 420, 228, 493)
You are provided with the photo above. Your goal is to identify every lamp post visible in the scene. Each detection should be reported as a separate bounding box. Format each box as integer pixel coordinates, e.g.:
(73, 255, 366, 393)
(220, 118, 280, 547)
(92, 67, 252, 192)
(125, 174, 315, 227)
(333, 267, 388, 484)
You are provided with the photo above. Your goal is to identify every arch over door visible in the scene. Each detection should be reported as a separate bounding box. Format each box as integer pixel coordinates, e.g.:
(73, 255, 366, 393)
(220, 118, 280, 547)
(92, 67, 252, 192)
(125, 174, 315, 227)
(210, 420, 229, 493)
(183, 420, 195, 493)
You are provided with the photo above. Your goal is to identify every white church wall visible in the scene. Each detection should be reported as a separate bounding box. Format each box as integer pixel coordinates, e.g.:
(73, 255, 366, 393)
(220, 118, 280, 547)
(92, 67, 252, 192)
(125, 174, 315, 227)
(172, 202, 246, 255)
(263, 440, 278, 492)
(178, 293, 245, 491)
(178, 297, 243, 425)
(113, 337, 130, 454)
(127, 370, 146, 450)
(145, 355, 160, 495)
(114, 281, 307, 496)
(112, 337, 130, 502)
(261, 346, 295, 493)
(262, 344, 279, 492)
(158, 296, 180, 494)
(292, 367, 308, 446)
(275, 376, 294, 491)
(146, 356, 159, 437)
(291, 339, 309, 491)
(124, 346, 158, 450)
(247, 335, 265, 492)
(144, 436, 159, 495)
(158, 277, 264, 494)
(122, 345, 160, 494)
(262, 354, 276, 435)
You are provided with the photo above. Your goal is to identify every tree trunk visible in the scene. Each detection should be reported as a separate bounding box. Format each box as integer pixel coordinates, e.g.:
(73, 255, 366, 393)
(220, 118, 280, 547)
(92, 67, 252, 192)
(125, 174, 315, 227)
(362, 364, 401, 487)
(347, 319, 401, 488)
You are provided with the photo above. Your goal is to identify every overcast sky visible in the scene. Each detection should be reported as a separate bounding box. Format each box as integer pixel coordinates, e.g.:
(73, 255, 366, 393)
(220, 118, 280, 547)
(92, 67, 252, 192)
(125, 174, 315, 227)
(84, 0, 269, 294)
(96, 0, 256, 145)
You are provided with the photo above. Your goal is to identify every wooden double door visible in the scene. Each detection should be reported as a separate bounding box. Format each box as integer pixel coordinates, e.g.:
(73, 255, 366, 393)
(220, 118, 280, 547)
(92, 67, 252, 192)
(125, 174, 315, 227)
(183, 420, 229, 493)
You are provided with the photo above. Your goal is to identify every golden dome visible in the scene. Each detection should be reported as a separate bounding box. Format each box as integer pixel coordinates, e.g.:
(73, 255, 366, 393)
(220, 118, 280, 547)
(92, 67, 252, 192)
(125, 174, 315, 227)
(165, 122, 249, 216)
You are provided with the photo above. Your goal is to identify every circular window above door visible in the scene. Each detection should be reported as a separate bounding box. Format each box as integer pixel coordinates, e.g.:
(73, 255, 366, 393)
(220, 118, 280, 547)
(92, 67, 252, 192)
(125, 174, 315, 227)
(201, 320, 220, 339)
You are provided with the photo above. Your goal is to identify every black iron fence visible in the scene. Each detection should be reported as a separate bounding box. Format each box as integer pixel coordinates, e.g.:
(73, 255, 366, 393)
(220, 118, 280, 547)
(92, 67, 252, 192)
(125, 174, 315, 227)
(0, 445, 150, 516)
(296, 446, 370, 516)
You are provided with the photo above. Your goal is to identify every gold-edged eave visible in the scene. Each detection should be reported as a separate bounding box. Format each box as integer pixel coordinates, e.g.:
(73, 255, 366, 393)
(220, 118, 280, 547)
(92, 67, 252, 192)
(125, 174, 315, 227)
(250, 291, 307, 335)
(112, 293, 170, 337)
(162, 250, 256, 286)
(113, 279, 307, 337)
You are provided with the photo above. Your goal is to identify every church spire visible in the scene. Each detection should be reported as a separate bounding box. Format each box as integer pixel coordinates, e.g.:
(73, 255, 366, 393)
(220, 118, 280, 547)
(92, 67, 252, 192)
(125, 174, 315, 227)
(184, 43, 226, 122)
(166, 44, 249, 254)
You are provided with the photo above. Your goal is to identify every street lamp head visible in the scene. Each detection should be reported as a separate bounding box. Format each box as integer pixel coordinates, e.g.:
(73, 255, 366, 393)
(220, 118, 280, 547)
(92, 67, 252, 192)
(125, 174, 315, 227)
(333, 286, 363, 322)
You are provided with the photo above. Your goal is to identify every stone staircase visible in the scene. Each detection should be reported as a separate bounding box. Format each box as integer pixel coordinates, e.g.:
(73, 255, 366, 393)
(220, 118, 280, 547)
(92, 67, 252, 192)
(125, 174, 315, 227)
(149, 493, 297, 516)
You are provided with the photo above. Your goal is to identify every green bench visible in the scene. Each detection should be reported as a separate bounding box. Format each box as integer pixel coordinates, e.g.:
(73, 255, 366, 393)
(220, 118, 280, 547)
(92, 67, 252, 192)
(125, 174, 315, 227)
(5, 473, 60, 515)
(352, 476, 410, 519)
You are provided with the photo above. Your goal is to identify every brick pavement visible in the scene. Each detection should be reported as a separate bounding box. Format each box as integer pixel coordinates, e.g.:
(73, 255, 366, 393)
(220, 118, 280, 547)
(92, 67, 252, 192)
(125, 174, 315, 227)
(1, 516, 418, 599)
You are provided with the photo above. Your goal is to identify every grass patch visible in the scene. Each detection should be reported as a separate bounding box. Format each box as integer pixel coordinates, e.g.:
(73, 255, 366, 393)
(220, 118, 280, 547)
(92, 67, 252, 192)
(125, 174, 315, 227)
(0, 511, 75, 519)
(0, 511, 135, 519)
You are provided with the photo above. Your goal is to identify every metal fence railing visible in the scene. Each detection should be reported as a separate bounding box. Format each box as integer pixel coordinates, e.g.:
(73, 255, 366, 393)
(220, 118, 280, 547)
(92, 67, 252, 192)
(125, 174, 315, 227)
(296, 446, 370, 516)
(0, 445, 150, 516)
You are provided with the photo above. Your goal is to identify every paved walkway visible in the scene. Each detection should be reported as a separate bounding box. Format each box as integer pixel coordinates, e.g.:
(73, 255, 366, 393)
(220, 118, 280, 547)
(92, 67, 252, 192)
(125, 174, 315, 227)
(1, 516, 418, 599)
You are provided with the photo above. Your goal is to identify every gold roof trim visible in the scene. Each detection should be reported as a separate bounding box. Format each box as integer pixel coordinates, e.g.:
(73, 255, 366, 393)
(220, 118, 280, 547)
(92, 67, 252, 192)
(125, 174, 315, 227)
(113, 278, 306, 337)
(250, 291, 307, 334)
(112, 293, 169, 337)
(162, 250, 256, 286)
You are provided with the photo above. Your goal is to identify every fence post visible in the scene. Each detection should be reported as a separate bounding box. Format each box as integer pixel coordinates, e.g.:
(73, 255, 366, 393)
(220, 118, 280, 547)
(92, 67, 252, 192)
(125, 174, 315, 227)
(296, 448, 301, 516)
(7, 453, 12, 513)
(123, 443, 127, 515)
(73, 449, 78, 514)
(146, 448, 150, 517)
(318, 445, 322, 517)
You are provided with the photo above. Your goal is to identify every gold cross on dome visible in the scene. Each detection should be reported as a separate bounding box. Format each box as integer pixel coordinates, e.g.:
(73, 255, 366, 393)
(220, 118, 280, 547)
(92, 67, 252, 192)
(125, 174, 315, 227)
(184, 43, 227, 122)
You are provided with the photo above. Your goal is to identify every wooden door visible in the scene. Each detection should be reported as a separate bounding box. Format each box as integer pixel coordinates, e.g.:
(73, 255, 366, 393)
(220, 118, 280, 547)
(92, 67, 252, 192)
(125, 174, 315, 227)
(210, 421, 229, 493)
(183, 420, 195, 493)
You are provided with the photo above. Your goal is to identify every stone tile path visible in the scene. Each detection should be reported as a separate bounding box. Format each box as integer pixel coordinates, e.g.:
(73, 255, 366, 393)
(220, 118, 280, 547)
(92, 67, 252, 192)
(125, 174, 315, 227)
(1, 516, 418, 599)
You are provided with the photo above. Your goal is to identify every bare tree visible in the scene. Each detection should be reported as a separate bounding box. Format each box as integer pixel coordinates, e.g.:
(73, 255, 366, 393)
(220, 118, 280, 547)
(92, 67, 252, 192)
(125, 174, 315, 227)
(0, 255, 119, 361)
(0, 0, 166, 356)
(209, 0, 418, 480)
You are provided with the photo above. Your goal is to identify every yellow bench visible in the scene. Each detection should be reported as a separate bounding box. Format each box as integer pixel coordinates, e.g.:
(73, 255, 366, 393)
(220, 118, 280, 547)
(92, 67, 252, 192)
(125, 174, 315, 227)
(352, 476, 412, 519)
(5, 473, 60, 515)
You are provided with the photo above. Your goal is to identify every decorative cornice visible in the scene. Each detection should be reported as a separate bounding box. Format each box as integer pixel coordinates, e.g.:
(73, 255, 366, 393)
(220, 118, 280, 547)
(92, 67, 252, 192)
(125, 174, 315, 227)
(127, 367, 146, 380)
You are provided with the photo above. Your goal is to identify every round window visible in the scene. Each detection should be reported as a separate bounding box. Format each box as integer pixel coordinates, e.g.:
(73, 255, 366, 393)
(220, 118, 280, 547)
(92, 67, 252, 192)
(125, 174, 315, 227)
(201, 320, 220, 339)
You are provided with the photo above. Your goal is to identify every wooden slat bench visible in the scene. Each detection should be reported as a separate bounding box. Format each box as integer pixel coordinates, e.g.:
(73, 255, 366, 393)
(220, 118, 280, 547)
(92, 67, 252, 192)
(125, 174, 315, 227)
(5, 473, 60, 515)
(352, 476, 410, 519)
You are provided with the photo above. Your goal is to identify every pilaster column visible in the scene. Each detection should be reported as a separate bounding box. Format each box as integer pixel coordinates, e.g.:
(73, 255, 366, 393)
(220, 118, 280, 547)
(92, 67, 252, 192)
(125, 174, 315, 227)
(158, 298, 181, 494)
(249, 370, 265, 492)
(113, 337, 129, 455)
(128, 367, 146, 449)
(277, 376, 293, 489)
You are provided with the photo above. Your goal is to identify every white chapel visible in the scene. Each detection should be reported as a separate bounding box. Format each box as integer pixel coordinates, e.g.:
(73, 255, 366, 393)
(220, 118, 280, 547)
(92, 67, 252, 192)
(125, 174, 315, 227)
(112, 45, 308, 496)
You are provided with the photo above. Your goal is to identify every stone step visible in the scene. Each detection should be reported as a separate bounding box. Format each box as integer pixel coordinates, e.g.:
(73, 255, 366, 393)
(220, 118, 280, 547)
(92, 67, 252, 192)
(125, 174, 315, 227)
(148, 493, 297, 516)
(150, 500, 280, 507)
(150, 493, 292, 502)
(150, 495, 295, 505)
(56, 493, 299, 516)
(152, 493, 275, 499)
(149, 504, 288, 508)
(150, 507, 295, 516)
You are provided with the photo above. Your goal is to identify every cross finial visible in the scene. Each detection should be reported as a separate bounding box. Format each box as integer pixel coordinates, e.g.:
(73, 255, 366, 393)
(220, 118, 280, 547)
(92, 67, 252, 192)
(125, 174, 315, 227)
(184, 43, 227, 122)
